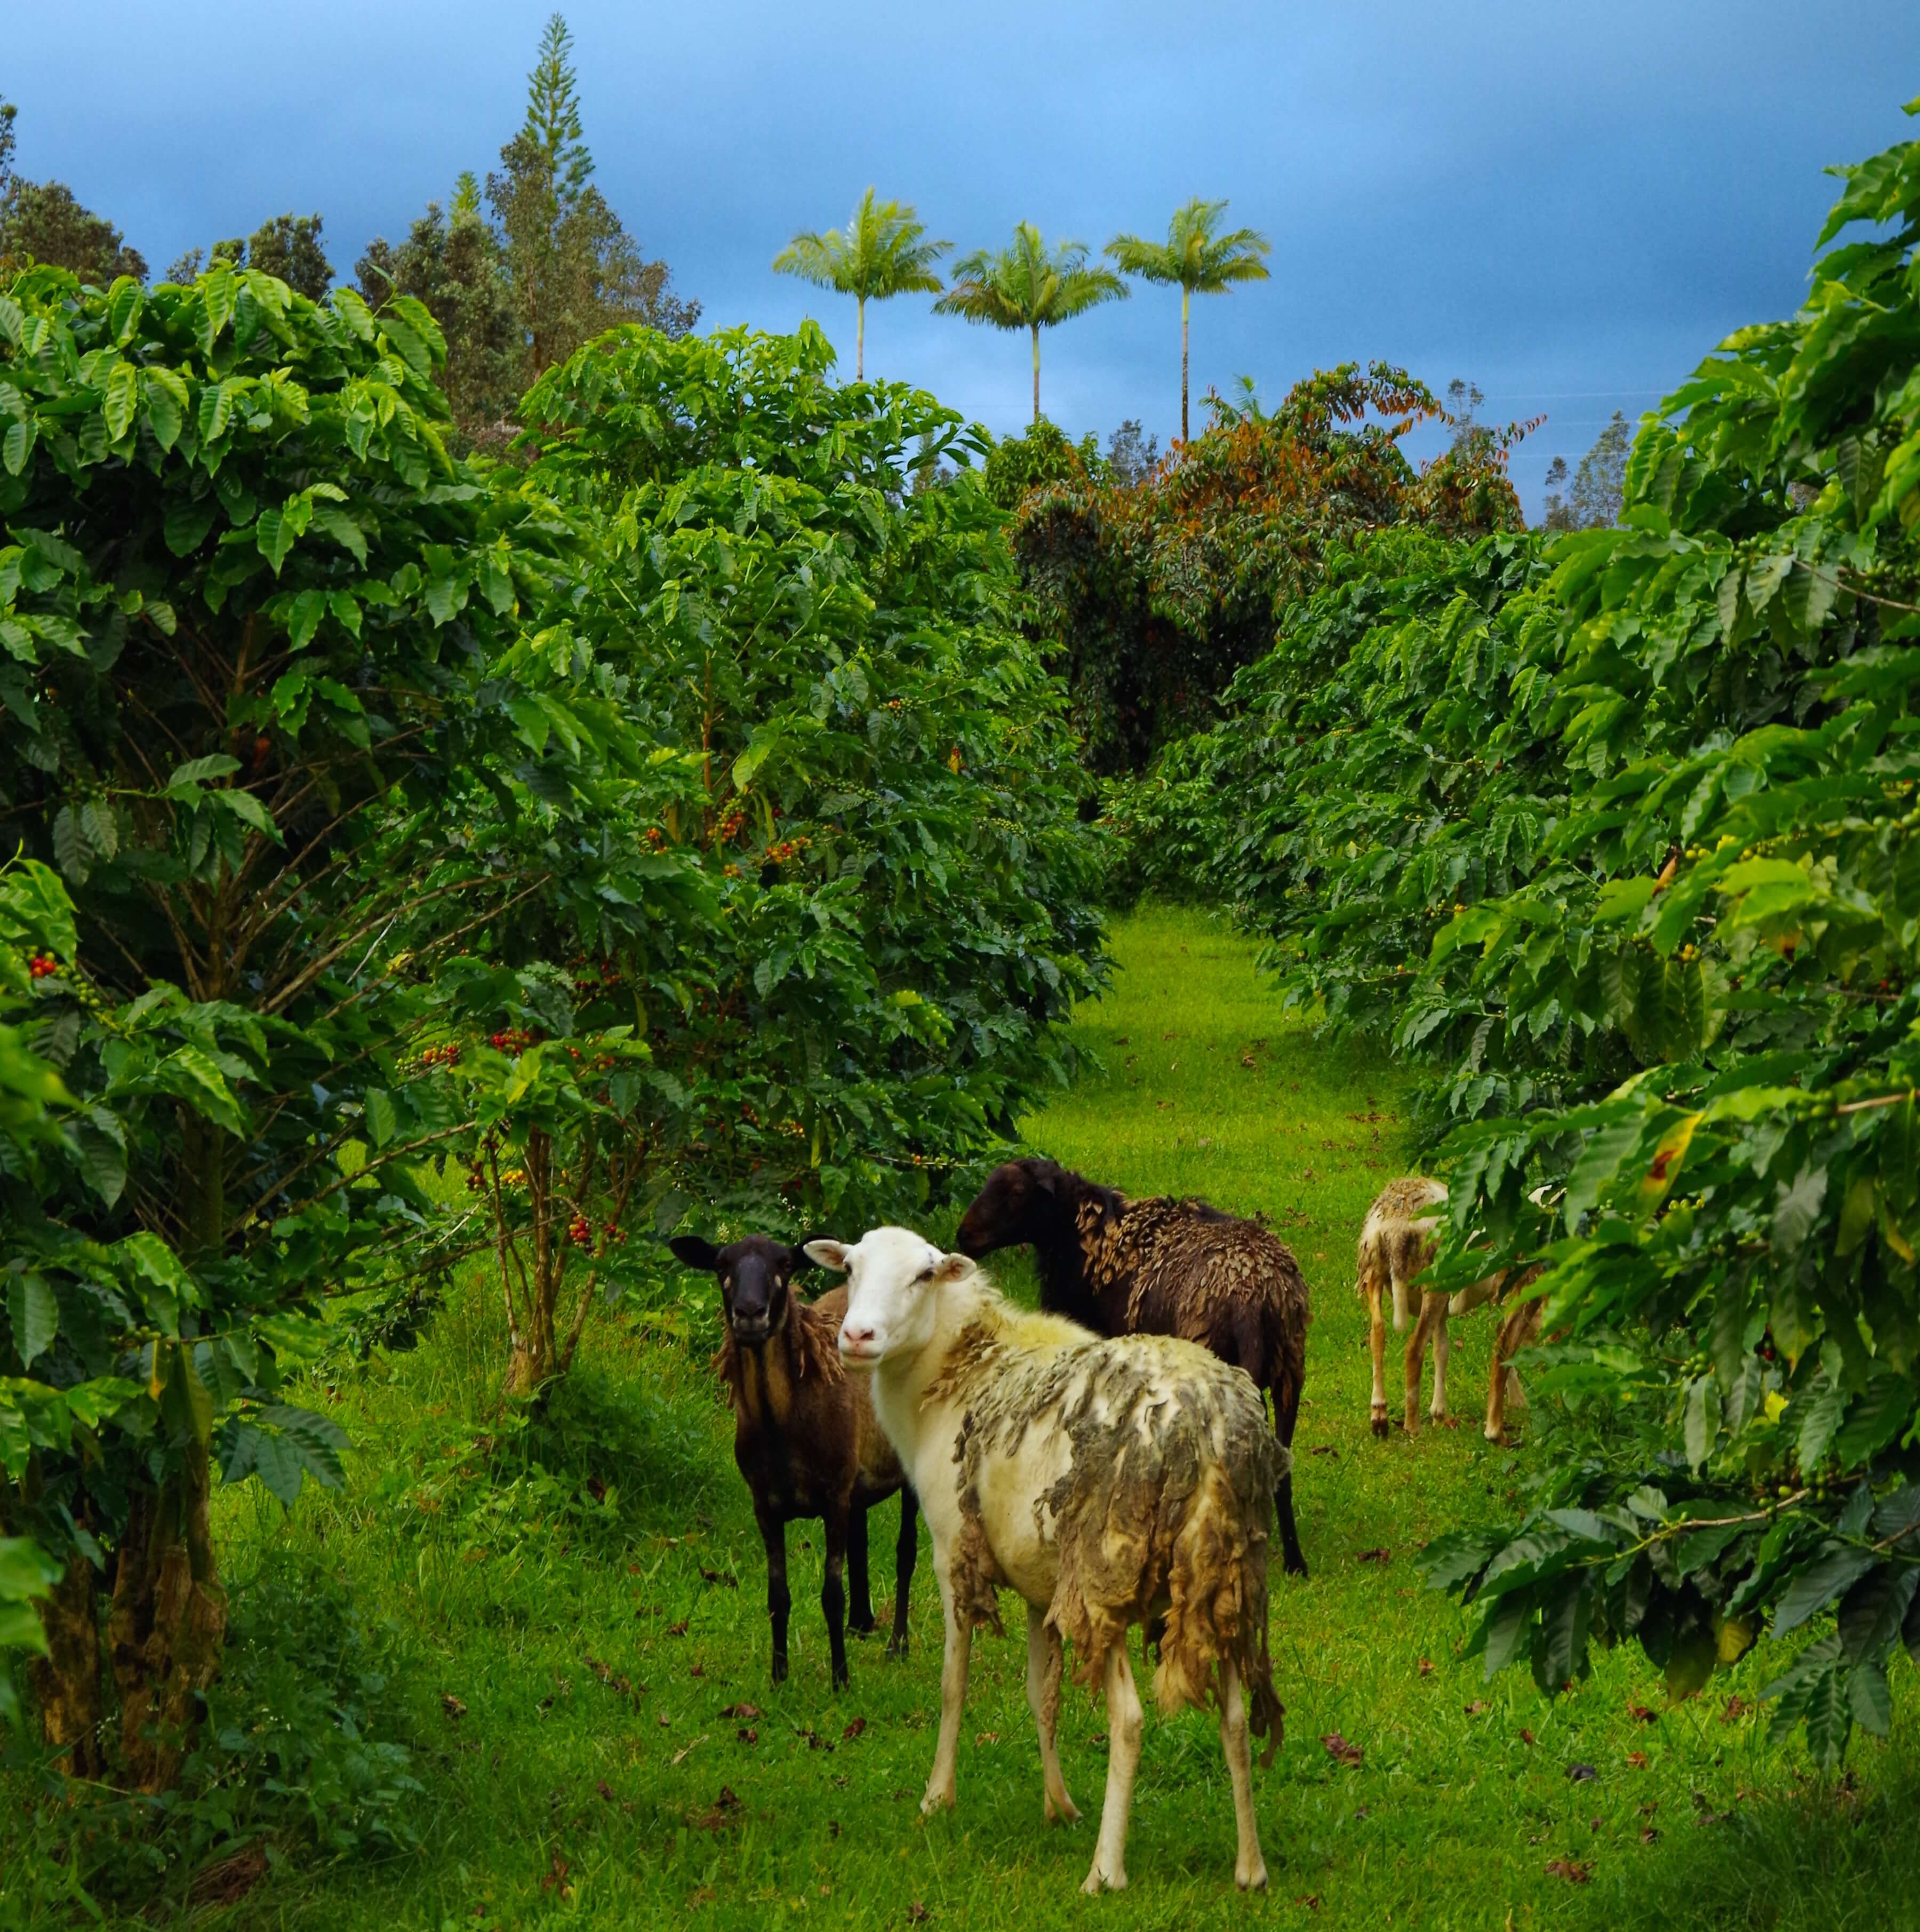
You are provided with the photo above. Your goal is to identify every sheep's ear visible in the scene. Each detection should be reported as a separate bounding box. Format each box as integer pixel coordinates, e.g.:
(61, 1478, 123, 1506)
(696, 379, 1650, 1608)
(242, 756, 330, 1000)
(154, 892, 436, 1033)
(804, 1239, 851, 1271)
(1031, 1165, 1057, 1196)
(669, 1235, 721, 1273)
(787, 1241, 819, 1278)
(933, 1251, 971, 1282)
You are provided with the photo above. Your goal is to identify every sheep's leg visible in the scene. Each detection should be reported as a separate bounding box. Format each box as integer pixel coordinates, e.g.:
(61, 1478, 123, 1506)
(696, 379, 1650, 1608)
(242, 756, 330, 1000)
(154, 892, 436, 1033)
(1025, 1604, 1078, 1824)
(1219, 1659, 1268, 1890)
(1366, 1278, 1390, 1439)
(755, 1500, 790, 1685)
(922, 1569, 973, 1814)
(1272, 1375, 1307, 1577)
(1430, 1304, 1452, 1423)
(887, 1487, 917, 1660)
(1083, 1643, 1144, 1894)
(1403, 1291, 1446, 1434)
(847, 1502, 876, 1636)
(822, 1500, 850, 1690)
(1486, 1297, 1544, 1443)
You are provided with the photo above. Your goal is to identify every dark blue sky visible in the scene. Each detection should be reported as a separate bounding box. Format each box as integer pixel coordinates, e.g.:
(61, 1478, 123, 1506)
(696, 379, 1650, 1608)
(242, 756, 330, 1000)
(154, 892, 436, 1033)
(11, 3, 1919, 514)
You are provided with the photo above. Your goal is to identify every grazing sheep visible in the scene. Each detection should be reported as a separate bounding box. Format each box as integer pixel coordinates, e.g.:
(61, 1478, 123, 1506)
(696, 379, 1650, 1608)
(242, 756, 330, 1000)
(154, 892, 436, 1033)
(1355, 1177, 1545, 1442)
(811, 1226, 1283, 1895)
(955, 1157, 1310, 1577)
(669, 1235, 916, 1687)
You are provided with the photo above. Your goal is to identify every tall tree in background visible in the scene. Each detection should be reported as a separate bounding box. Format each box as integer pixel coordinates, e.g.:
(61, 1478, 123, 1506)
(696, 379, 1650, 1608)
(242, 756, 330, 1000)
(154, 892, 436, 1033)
(486, 14, 697, 384)
(356, 185, 521, 445)
(1541, 410, 1631, 530)
(1107, 199, 1270, 443)
(168, 213, 333, 297)
(772, 188, 949, 380)
(0, 101, 145, 283)
(934, 222, 1125, 422)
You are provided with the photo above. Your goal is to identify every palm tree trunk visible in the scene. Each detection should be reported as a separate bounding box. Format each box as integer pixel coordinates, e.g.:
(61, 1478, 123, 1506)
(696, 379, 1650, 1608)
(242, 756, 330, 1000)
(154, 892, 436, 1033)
(857, 296, 865, 382)
(1180, 284, 1190, 444)
(1031, 325, 1041, 425)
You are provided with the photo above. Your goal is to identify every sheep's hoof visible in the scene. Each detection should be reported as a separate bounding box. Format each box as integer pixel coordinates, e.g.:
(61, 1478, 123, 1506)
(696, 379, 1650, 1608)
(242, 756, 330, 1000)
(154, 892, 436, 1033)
(921, 1784, 956, 1816)
(1236, 1857, 1269, 1891)
(1082, 1863, 1127, 1895)
(1369, 1410, 1389, 1440)
(1045, 1789, 1081, 1825)
(886, 1634, 909, 1661)
(771, 1656, 788, 1684)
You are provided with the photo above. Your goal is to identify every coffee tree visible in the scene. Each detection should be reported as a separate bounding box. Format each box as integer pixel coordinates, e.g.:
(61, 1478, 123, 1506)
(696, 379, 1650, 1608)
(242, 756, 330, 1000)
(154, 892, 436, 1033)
(0, 261, 630, 1783)
(510, 322, 1106, 1267)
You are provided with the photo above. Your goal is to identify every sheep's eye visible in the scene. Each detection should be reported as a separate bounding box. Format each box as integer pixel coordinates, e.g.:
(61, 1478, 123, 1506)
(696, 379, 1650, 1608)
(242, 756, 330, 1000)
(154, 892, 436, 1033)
(915, 1265, 934, 1283)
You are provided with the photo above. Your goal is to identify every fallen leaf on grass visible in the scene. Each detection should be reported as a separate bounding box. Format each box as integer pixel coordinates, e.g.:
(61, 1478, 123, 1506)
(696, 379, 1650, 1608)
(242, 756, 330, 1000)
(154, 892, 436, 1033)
(1545, 1858, 1591, 1884)
(1721, 1695, 1749, 1722)
(1293, 1896, 1322, 1911)
(1417, 1658, 1434, 1676)
(1320, 1733, 1363, 1767)
(596, 1779, 616, 1802)
(843, 1718, 868, 1742)
(1641, 1826, 1662, 1843)
(441, 1694, 467, 1721)
(1309, 1445, 1339, 1457)
(1462, 1702, 1487, 1716)
(541, 1854, 572, 1896)
(974, 1731, 1001, 1746)
(1627, 1750, 1650, 1770)
(670, 1734, 709, 1766)
(658, 1713, 671, 1728)
(1517, 1729, 1534, 1745)
(908, 1905, 930, 1923)
(1566, 1763, 1598, 1783)
(667, 1620, 690, 1637)
(1627, 1702, 1657, 1723)
(1356, 1547, 1390, 1564)
(724, 1703, 762, 1720)
(737, 1727, 758, 1744)
(689, 1663, 704, 1678)
(699, 1567, 738, 1588)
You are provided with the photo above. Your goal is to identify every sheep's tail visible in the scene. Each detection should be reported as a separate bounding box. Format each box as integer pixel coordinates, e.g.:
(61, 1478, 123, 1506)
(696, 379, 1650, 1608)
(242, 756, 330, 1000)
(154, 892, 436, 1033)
(1149, 1434, 1284, 1762)
(1356, 1226, 1408, 1333)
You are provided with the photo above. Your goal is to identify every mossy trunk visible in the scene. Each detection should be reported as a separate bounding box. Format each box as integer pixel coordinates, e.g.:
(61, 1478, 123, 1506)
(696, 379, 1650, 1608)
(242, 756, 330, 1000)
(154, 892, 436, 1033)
(107, 1442, 227, 1794)
(30, 1552, 105, 1779)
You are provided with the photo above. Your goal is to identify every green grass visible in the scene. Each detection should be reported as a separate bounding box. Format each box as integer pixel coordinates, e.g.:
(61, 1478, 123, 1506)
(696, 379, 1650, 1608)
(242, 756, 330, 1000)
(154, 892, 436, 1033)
(36, 904, 1920, 1928)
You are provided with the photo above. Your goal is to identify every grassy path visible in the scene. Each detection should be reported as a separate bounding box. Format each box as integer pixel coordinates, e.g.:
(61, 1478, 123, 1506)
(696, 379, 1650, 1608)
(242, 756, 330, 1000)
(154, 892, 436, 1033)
(134, 909, 1919, 1927)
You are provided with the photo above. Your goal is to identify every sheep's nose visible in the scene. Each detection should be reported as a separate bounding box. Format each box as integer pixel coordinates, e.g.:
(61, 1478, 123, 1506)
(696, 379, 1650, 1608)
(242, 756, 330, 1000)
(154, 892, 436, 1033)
(841, 1322, 876, 1348)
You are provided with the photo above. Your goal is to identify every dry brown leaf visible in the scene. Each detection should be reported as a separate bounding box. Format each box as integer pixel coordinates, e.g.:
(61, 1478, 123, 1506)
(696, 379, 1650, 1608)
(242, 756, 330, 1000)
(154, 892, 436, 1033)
(1545, 1858, 1592, 1884)
(1320, 1731, 1363, 1767)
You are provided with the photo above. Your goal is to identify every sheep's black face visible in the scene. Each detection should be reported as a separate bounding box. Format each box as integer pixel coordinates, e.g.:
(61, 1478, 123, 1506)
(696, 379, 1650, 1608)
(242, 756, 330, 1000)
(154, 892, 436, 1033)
(956, 1158, 1060, 1258)
(668, 1233, 811, 1344)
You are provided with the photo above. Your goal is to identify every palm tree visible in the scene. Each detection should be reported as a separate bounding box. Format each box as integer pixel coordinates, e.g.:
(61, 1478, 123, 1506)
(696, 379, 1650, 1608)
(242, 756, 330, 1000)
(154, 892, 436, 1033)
(933, 223, 1126, 424)
(1107, 199, 1271, 443)
(772, 188, 949, 381)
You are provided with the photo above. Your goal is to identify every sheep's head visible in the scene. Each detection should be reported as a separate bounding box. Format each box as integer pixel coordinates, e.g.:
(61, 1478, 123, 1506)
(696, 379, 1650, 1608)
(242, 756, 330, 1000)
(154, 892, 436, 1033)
(668, 1233, 813, 1346)
(807, 1226, 970, 1368)
(955, 1157, 1066, 1259)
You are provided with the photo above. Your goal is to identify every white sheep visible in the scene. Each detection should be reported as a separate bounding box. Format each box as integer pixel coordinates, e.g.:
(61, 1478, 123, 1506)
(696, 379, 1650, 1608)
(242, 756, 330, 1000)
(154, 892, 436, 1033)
(807, 1225, 1283, 1895)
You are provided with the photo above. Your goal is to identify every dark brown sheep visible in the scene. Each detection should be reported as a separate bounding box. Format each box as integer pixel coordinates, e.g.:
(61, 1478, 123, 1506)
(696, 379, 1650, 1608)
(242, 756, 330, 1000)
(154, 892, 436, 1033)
(669, 1234, 916, 1687)
(954, 1158, 1310, 1577)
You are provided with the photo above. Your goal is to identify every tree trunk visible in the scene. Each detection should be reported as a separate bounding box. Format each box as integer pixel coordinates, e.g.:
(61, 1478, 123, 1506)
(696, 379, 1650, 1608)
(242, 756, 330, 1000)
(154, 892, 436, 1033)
(31, 1550, 105, 1780)
(107, 1444, 227, 1794)
(1180, 285, 1190, 445)
(857, 296, 865, 382)
(503, 1290, 559, 1398)
(1031, 325, 1041, 425)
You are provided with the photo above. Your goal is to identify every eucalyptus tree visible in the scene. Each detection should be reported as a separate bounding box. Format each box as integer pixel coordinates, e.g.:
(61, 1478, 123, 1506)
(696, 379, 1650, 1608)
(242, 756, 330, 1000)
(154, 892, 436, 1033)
(933, 222, 1125, 424)
(1107, 198, 1270, 442)
(772, 188, 948, 380)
